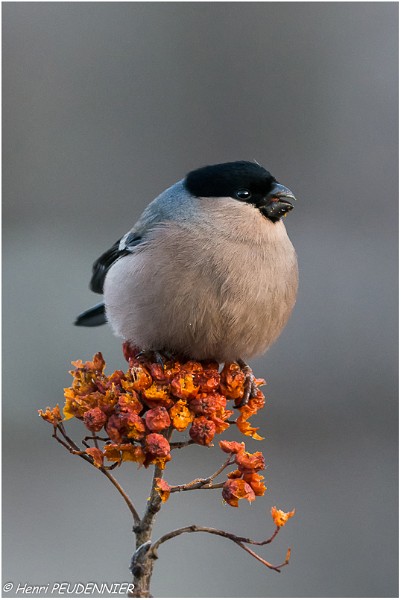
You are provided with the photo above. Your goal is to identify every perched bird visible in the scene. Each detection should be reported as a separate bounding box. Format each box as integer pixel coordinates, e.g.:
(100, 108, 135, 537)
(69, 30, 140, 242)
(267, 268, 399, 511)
(76, 161, 298, 395)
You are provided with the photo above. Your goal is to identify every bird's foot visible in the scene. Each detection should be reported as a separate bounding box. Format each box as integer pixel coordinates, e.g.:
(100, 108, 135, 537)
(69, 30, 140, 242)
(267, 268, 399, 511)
(237, 359, 258, 407)
(122, 342, 175, 368)
(122, 341, 142, 363)
(136, 350, 166, 367)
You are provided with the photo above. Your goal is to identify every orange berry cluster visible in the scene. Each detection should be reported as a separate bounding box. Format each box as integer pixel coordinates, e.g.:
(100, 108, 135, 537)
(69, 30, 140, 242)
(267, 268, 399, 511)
(219, 440, 267, 507)
(39, 348, 267, 506)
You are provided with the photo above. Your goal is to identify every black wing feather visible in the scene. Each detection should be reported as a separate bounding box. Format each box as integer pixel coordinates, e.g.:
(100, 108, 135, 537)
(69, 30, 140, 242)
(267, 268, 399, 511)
(90, 232, 142, 294)
(75, 302, 107, 327)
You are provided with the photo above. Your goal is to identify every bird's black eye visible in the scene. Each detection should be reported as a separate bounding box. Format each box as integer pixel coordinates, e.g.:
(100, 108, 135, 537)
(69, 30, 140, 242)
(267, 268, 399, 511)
(235, 190, 251, 200)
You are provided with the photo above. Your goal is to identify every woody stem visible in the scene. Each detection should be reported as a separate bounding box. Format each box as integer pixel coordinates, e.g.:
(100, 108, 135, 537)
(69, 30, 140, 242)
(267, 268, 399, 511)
(150, 525, 288, 573)
(130, 464, 164, 598)
(169, 456, 234, 493)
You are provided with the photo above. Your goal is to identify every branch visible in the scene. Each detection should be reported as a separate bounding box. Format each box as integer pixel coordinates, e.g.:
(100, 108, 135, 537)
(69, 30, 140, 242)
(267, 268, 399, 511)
(137, 463, 164, 538)
(53, 424, 140, 525)
(82, 435, 111, 448)
(52, 426, 92, 464)
(166, 426, 174, 442)
(100, 468, 141, 524)
(170, 439, 196, 450)
(151, 525, 289, 573)
(170, 456, 235, 493)
(170, 481, 225, 493)
(57, 422, 82, 452)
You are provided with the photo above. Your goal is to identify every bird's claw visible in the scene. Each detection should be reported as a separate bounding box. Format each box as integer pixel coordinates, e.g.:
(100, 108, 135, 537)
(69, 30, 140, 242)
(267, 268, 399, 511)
(237, 359, 258, 407)
(123, 342, 175, 368)
(134, 350, 166, 367)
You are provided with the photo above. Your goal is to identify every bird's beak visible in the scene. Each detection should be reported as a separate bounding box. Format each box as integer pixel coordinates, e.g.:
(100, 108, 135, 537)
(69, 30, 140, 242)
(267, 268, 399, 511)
(260, 182, 296, 221)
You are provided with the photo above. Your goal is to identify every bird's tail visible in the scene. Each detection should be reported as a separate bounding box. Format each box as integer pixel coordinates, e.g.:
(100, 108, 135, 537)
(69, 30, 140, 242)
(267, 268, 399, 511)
(75, 302, 107, 327)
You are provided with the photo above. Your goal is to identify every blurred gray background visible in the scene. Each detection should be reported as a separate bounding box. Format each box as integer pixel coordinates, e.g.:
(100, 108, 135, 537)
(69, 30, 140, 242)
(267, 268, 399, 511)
(3, 2, 398, 597)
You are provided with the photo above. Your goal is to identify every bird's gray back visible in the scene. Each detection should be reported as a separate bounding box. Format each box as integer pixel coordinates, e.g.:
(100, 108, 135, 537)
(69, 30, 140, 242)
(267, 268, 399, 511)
(130, 181, 198, 237)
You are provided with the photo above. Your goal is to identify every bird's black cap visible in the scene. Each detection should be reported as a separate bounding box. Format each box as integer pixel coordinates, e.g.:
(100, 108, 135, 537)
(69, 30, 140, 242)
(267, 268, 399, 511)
(184, 160, 276, 202)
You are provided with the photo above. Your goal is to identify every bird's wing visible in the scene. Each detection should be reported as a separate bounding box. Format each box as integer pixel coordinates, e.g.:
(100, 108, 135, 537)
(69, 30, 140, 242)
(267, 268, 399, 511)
(90, 181, 187, 294)
(90, 231, 143, 294)
(75, 302, 107, 326)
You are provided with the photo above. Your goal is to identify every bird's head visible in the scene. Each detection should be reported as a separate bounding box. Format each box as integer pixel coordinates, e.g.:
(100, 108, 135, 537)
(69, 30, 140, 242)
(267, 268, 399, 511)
(184, 160, 296, 223)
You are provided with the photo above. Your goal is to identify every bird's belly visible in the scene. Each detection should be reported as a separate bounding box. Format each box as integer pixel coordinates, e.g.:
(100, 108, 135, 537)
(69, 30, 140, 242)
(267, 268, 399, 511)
(211, 253, 298, 361)
(104, 228, 298, 362)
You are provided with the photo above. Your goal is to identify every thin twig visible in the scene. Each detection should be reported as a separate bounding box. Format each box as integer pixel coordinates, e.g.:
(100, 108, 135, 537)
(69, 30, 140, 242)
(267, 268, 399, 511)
(169, 456, 235, 493)
(53, 427, 92, 463)
(83, 435, 110, 443)
(170, 439, 196, 450)
(103, 461, 120, 471)
(234, 540, 290, 572)
(170, 481, 225, 493)
(57, 422, 81, 452)
(53, 425, 140, 525)
(209, 456, 235, 480)
(150, 525, 288, 572)
(166, 426, 174, 443)
(100, 468, 141, 524)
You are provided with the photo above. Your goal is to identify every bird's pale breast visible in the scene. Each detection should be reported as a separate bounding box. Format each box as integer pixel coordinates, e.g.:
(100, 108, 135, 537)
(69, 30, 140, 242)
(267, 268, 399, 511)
(104, 199, 298, 362)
